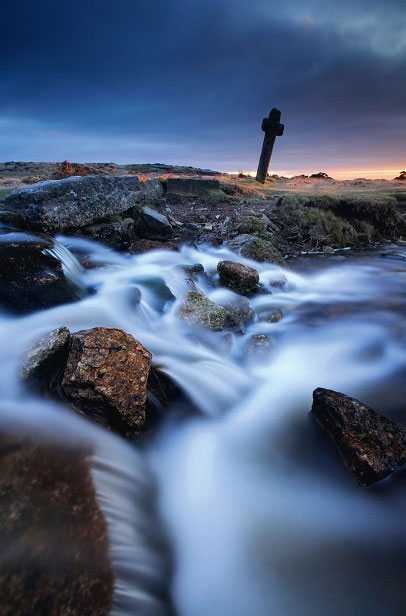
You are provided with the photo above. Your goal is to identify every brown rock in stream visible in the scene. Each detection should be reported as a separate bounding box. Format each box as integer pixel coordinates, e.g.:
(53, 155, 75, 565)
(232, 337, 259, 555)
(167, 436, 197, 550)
(311, 388, 406, 486)
(217, 260, 259, 295)
(62, 328, 152, 436)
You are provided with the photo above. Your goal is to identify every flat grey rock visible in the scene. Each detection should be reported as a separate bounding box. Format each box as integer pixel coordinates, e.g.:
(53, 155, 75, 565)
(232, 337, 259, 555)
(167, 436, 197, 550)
(4, 175, 158, 233)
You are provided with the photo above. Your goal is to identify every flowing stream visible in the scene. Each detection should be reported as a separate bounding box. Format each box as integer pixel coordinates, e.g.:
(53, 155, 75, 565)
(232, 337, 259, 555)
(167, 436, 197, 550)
(2, 235, 406, 615)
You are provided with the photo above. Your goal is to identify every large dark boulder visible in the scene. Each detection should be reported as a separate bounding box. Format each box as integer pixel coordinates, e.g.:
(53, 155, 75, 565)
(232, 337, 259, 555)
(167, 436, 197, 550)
(311, 388, 406, 486)
(4, 175, 160, 233)
(0, 231, 84, 314)
(62, 328, 152, 436)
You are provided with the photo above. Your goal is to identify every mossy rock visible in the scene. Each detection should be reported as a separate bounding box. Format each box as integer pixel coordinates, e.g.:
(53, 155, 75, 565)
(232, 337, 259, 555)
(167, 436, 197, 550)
(240, 236, 284, 264)
(270, 204, 358, 249)
(270, 194, 406, 243)
(179, 291, 227, 331)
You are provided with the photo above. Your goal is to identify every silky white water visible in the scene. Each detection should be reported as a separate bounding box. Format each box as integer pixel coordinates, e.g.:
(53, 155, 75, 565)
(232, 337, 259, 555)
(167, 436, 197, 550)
(2, 235, 406, 614)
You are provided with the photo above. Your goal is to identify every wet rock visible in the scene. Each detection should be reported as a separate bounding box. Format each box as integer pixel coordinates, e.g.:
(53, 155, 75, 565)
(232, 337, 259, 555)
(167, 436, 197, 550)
(134, 206, 174, 240)
(311, 388, 406, 486)
(80, 217, 135, 249)
(246, 334, 274, 359)
(21, 327, 70, 390)
(62, 328, 152, 436)
(164, 177, 221, 196)
(229, 234, 284, 264)
(181, 263, 205, 278)
(218, 260, 260, 295)
(0, 231, 83, 314)
(223, 297, 254, 331)
(0, 433, 113, 616)
(4, 175, 151, 233)
(179, 291, 227, 331)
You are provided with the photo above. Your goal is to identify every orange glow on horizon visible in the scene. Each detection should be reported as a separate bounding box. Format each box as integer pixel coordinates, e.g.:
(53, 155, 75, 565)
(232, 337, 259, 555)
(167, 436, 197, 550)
(230, 167, 406, 181)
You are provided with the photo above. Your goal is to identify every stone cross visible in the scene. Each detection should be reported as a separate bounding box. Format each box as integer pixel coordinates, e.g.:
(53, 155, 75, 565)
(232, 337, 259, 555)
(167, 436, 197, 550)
(256, 108, 284, 183)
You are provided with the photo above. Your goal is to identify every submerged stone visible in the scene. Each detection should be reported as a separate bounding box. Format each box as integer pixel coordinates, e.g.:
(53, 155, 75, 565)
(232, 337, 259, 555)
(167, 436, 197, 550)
(222, 296, 254, 331)
(311, 388, 406, 486)
(246, 334, 275, 360)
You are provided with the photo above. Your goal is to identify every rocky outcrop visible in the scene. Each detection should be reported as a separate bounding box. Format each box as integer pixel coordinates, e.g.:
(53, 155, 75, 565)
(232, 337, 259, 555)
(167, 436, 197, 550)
(0, 434, 113, 616)
(311, 388, 406, 486)
(62, 328, 152, 437)
(217, 260, 259, 295)
(4, 175, 161, 233)
(21, 327, 70, 390)
(179, 291, 227, 331)
(0, 231, 83, 313)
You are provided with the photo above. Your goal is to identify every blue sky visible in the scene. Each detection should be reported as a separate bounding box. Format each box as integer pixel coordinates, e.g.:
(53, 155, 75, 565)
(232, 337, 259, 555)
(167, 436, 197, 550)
(1, 0, 405, 177)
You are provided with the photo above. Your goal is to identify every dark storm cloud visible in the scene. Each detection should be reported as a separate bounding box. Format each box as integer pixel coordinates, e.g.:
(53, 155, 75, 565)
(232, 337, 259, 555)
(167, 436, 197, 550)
(1, 0, 405, 171)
